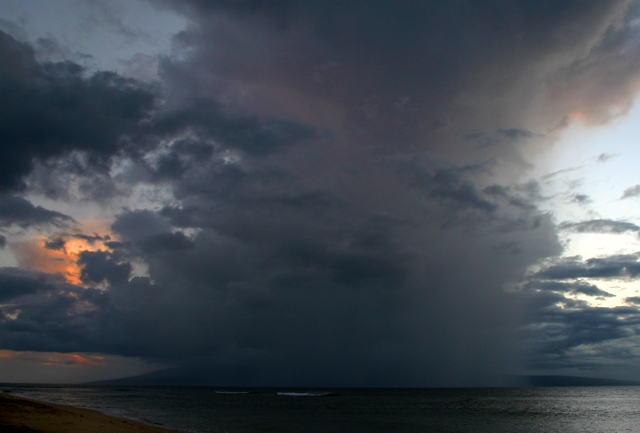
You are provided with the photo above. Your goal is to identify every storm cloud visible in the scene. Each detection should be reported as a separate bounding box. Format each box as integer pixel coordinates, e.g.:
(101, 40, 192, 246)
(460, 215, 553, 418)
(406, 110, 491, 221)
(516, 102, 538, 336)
(0, 30, 155, 192)
(516, 248, 640, 377)
(2, 0, 640, 385)
(0, 269, 52, 303)
(0, 196, 74, 229)
(533, 255, 640, 280)
(559, 219, 640, 236)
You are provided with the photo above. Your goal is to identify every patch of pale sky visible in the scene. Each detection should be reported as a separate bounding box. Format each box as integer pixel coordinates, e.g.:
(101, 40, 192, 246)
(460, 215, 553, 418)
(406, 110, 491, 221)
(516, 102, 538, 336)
(571, 279, 640, 308)
(531, 99, 640, 262)
(0, 0, 186, 76)
(539, 101, 640, 206)
(522, 102, 640, 309)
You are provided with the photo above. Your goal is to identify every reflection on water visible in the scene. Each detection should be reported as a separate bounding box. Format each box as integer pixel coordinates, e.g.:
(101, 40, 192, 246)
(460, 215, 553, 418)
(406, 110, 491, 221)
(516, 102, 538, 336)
(3, 385, 640, 433)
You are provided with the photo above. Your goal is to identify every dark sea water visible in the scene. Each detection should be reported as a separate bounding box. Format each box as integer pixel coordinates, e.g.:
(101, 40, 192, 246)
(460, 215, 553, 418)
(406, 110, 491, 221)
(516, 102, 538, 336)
(2, 385, 639, 433)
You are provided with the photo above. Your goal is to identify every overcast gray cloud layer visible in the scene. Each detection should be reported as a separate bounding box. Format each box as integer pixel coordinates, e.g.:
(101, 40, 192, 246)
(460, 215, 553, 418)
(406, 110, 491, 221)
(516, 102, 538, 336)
(2, 0, 640, 385)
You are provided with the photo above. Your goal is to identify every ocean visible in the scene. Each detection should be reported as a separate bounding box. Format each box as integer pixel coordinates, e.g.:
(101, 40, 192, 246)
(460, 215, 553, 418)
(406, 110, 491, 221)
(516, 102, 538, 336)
(2, 385, 639, 433)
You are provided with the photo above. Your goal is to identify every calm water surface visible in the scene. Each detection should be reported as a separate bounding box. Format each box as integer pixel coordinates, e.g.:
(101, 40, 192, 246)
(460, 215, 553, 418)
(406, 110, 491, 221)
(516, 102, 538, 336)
(3, 385, 639, 433)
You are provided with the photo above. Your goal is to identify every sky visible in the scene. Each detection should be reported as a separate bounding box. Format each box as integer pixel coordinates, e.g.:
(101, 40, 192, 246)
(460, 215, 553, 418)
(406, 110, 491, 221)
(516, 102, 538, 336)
(2, 0, 640, 387)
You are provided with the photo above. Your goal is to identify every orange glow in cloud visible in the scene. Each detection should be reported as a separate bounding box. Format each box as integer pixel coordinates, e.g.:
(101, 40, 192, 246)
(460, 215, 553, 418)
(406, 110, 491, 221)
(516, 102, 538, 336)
(0, 350, 17, 359)
(0, 349, 166, 383)
(11, 240, 82, 283)
(9, 224, 117, 285)
(0, 350, 105, 367)
(569, 111, 585, 121)
(41, 353, 105, 367)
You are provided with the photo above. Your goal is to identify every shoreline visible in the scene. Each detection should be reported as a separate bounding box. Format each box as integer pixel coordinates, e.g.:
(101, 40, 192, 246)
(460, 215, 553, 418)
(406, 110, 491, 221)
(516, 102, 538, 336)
(0, 393, 181, 433)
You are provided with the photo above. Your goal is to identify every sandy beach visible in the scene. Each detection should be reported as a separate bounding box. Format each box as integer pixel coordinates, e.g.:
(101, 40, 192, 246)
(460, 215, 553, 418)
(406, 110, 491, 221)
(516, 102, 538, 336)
(0, 393, 179, 433)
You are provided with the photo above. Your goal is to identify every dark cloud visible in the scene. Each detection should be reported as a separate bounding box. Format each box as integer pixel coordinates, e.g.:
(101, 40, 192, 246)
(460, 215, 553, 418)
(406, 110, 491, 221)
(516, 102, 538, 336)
(111, 210, 172, 242)
(515, 270, 640, 373)
(533, 255, 640, 280)
(77, 250, 131, 286)
(522, 280, 614, 298)
(571, 194, 592, 204)
(79, 0, 147, 42)
(0, 235, 6, 248)
(559, 219, 640, 236)
(523, 303, 640, 367)
(153, 99, 317, 157)
(0, 30, 155, 191)
(159, 0, 640, 131)
(483, 184, 537, 211)
(625, 296, 640, 305)
(397, 157, 497, 213)
(139, 231, 195, 253)
(515, 248, 640, 374)
(149, 138, 215, 181)
(497, 128, 540, 140)
(597, 153, 617, 163)
(42, 232, 110, 253)
(621, 185, 640, 199)
(4, 0, 640, 385)
(541, 166, 585, 180)
(91, 161, 559, 386)
(0, 269, 52, 302)
(104, 241, 126, 250)
(73, 233, 111, 244)
(43, 237, 66, 252)
(0, 196, 74, 229)
(0, 270, 108, 354)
